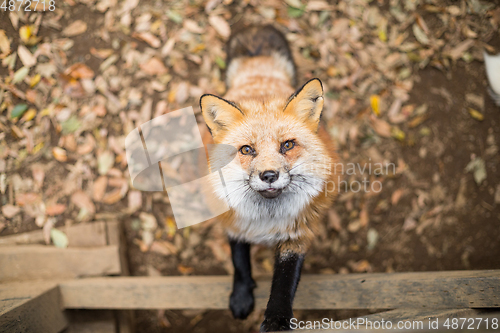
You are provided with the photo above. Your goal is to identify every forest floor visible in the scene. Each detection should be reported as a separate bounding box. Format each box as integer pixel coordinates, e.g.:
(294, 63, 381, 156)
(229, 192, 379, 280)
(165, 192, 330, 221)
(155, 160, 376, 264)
(1, 0, 500, 332)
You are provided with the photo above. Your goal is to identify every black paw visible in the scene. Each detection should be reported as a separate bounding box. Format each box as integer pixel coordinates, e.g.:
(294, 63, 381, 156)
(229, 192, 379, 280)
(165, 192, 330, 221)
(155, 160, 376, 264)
(229, 283, 255, 319)
(260, 317, 292, 332)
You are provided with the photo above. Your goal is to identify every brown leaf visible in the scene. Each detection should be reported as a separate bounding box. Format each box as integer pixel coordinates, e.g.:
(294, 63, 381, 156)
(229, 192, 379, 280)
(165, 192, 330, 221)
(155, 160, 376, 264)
(150, 240, 177, 255)
(177, 264, 194, 275)
(370, 114, 392, 137)
(446, 39, 474, 60)
(0, 30, 11, 56)
(62, 20, 88, 36)
(2, 204, 21, 218)
(102, 189, 123, 204)
(64, 63, 95, 79)
(128, 190, 142, 212)
(208, 16, 231, 38)
(183, 19, 205, 34)
(71, 190, 96, 214)
(139, 57, 168, 76)
(93, 176, 108, 201)
(18, 45, 37, 67)
(76, 133, 96, 155)
(328, 208, 342, 231)
(46, 204, 67, 216)
(132, 32, 161, 48)
(391, 189, 405, 205)
(52, 147, 68, 162)
(348, 259, 372, 273)
(90, 47, 114, 59)
(16, 192, 41, 206)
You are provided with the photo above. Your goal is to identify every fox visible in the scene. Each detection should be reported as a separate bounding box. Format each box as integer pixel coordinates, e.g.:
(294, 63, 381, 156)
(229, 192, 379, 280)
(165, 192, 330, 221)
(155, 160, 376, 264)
(200, 25, 340, 332)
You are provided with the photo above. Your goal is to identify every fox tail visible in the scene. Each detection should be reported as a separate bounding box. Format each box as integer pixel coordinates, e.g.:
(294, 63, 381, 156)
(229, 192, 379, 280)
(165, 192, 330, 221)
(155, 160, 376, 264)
(225, 25, 297, 87)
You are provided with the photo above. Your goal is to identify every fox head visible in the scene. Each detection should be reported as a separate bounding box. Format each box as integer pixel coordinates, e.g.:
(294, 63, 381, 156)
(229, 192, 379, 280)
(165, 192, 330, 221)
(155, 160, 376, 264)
(200, 78, 332, 220)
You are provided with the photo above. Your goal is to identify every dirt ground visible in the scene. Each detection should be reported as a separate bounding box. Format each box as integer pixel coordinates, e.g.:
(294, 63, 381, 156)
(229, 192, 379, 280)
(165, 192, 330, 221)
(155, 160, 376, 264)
(1, 0, 500, 332)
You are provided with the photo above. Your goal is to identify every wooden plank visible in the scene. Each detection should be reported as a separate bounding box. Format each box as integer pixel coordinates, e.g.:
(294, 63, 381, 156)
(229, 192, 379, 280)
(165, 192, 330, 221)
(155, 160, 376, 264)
(0, 281, 68, 333)
(60, 270, 500, 310)
(0, 222, 108, 247)
(296, 310, 498, 333)
(0, 245, 121, 282)
(344, 308, 481, 325)
(106, 220, 129, 275)
(65, 310, 116, 333)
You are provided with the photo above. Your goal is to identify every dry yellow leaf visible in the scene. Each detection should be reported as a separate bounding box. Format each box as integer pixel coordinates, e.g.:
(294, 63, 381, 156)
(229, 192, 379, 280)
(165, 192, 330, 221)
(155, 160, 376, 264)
(19, 26, 32, 44)
(21, 108, 37, 122)
(468, 108, 484, 121)
(370, 95, 380, 116)
(30, 74, 41, 87)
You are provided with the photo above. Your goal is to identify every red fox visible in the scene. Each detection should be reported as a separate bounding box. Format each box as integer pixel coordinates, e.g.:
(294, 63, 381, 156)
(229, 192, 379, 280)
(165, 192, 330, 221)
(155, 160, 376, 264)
(200, 25, 339, 332)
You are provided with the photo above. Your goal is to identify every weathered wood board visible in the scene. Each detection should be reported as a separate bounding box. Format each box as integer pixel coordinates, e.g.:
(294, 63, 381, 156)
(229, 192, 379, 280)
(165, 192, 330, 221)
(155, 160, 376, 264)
(65, 310, 116, 333)
(60, 270, 500, 310)
(0, 221, 108, 247)
(295, 309, 498, 333)
(0, 245, 121, 282)
(0, 281, 68, 333)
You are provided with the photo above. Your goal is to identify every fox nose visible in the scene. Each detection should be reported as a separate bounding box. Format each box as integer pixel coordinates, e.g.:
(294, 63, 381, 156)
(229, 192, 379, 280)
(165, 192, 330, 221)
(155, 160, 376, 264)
(260, 170, 279, 184)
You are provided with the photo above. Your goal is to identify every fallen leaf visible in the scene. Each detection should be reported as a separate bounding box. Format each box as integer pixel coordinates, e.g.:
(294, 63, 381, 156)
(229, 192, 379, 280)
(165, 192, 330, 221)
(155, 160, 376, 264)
(62, 21, 88, 36)
(2, 204, 20, 218)
(150, 240, 177, 255)
(132, 32, 161, 48)
(93, 176, 108, 201)
(366, 228, 379, 250)
(165, 217, 177, 238)
(178, 264, 194, 275)
(446, 39, 474, 60)
(46, 203, 67, 216)
(12, 67, 30, 84)
(183, 19, 205, 34)
(370, 95, 380, 116)
(348, 259, 372, 272)
(208, 16, 231, 38)
(18, 45, 37, 67)
(468, 108, 484, 121)
(140, 212, 157, 230)
(412, 24, 430, 45)
(0, 30, 11, 55)
(391, 189, 405, 205)
(465, 156, 487, 185)
(328, 208, 342, 231)
(140, 57, 168, 76)
(98, 151, 115, 175)
(403, 217, 417, 231)
(64, 63, 95, 79)
(16, 192, 41, 206)
(52, 147, 68, 162)
(11, 104, 28, 119)
(71, 190, 96, 214)
(101, 189, 123, 204)
(90, 47, 114, 59)
(19, 25, 32, 44)
(128, 190, 142, 212)
(51, 228, 69, 248)
(391, 127, 406, 141)
(370, 114, 391, 137)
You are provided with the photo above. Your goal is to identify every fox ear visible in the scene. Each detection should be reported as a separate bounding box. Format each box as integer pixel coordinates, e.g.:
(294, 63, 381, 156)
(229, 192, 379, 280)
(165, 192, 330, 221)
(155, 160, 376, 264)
(284, 78, 324, 130)
(200, 94, 244, 136)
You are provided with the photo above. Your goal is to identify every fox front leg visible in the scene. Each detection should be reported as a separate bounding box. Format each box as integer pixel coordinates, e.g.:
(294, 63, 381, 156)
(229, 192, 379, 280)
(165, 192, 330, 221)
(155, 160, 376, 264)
(260, 246, 305, 332)
(229, 238, 256, 319)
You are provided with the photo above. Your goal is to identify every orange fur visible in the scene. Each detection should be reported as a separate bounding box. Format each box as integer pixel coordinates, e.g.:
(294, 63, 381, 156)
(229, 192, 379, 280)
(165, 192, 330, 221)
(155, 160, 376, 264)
(201, 44, 339, 256)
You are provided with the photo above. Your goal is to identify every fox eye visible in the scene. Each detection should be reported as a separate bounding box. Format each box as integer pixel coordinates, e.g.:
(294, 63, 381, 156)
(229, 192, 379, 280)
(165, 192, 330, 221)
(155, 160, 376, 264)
(239, 145, 254, 155)
(282, 140, 295, 152)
